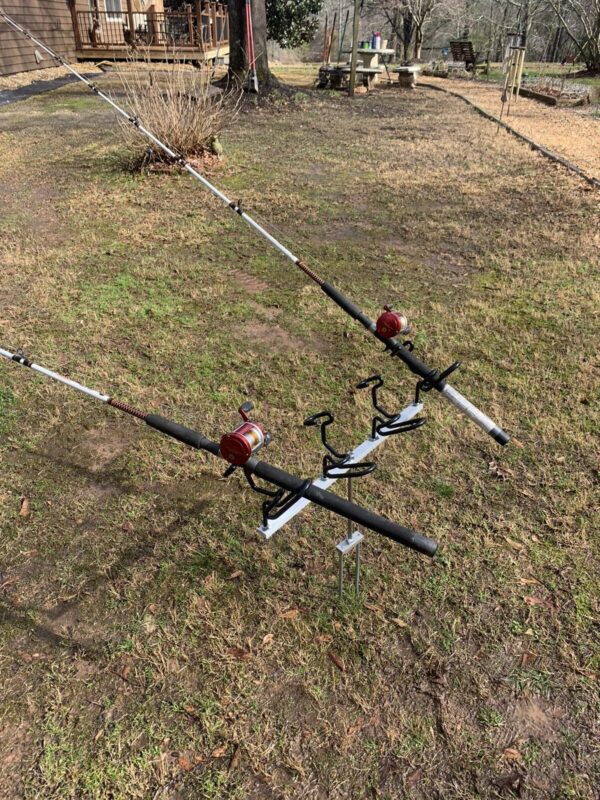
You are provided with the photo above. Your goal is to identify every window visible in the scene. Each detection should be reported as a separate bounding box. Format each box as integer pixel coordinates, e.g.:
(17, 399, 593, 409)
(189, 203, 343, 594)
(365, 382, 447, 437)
(105, 0, 123, 19)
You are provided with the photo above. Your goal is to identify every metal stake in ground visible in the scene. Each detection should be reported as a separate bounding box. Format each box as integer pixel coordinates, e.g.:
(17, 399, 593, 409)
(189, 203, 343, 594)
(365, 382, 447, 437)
(0, 346, 438, 557)
(0, 9, 511, 448)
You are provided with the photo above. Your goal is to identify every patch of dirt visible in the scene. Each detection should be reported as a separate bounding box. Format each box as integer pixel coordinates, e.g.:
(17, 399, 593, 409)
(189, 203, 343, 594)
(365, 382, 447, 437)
(0, 723, 32, 800)
(510, 697, 565, 741)
(241, 320, 299, 352)
(232, 269, 269, 294)
(73, 424, 130, 473)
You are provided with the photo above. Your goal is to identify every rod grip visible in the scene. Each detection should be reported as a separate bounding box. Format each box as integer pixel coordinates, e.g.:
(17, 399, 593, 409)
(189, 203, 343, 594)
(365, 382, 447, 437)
(145, 414, 221, 455)
(439, 385, 510, 445)
(249, 459, 438, 557)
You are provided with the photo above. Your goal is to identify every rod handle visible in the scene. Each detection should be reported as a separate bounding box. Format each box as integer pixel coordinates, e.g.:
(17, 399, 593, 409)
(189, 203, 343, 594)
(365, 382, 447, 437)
(248, 459, 438, 557)
(439, 385, 510, 445)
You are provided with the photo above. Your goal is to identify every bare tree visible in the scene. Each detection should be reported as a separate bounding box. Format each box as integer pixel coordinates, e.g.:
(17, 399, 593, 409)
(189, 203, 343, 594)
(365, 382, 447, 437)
(546, 0, 600, 70)
(376, 0, 440, 59)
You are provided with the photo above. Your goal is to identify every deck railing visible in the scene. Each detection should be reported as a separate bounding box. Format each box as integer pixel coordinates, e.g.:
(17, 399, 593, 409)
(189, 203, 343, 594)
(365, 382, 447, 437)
(74, 3, 229, 52)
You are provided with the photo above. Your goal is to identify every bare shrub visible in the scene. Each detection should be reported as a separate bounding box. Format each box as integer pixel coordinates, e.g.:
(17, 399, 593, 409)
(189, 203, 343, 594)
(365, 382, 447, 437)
(117, 55, 240, 169)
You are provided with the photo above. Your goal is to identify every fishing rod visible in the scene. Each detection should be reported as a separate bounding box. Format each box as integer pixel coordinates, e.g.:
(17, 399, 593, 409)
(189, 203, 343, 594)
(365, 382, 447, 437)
(0, 10, 510, 447)
(244, 0, 259, 94)
(0, 347, 437, 557)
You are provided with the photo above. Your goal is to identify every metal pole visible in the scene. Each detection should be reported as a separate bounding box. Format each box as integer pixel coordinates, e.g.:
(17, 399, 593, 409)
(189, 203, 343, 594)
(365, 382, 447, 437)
(348, 0, 360, 97)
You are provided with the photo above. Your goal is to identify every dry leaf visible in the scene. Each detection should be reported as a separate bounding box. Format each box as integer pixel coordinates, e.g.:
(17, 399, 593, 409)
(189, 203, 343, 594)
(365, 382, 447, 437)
(226, 647, 252, 661)
(178, 755, 194, 772)
(228, 744, 241, 771)
(314, 633, 333, 644)
(489, 461, 513, 481)
(280, 608, 299, 620)
(406, 767, 422, 788)
(524, 595, 554, 612)
(119, 663, 131, 681)
(520, 650, 537, 668)
(364, 603, 383, 614)
(327, 651, 346, 672)
(262, 633, 274, 646)
(519, 577, 541, 586)
(228, 570, 243, 580)
(392, 617, 409, 628)
(19, 497, 30, 518)
(504, 536, 524, 551)
(503, 747, 523, 762)
(211, 744, 227, 758)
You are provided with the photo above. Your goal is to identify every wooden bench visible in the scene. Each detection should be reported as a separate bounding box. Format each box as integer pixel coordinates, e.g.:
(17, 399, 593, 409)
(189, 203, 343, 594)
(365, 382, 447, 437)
(392, 65, 421, 89)
(449, 40, 485, 72)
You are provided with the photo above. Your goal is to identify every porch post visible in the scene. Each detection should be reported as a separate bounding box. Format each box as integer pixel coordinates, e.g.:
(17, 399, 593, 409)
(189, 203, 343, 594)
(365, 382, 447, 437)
(67, 0, 82, 50)
(195, 0, 203, 49)
(125, 0, 135, 37)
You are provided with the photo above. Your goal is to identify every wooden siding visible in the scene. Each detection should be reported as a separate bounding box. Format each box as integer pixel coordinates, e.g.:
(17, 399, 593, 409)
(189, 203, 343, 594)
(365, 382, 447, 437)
(0, 1, 77, 77)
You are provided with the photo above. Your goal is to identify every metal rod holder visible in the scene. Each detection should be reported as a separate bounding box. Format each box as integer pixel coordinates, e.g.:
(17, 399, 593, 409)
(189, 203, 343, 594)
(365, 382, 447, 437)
(335, 476, 364, 599)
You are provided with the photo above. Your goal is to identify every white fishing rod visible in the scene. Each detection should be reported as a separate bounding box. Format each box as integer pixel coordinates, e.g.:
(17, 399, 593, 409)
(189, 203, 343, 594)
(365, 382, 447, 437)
(0, 347, 437, 555)
(0, 9, 510, 446)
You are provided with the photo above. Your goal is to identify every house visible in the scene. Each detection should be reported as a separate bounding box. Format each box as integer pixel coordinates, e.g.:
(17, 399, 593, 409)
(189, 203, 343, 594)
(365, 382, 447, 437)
(0, 0, 229, 77)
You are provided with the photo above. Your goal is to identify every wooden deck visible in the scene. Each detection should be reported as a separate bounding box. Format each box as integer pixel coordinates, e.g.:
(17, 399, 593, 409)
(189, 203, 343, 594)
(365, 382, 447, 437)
(71, 2, 229, 64)
(75, 45, 229, 64)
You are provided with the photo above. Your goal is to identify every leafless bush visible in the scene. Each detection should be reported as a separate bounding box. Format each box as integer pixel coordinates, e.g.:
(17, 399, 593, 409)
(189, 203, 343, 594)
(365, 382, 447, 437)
(117, 55, 240, 169)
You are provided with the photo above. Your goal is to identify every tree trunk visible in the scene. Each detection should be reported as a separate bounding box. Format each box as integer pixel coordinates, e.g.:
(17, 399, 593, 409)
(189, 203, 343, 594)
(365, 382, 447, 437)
(402, 9, 414, 61)
(227, 0, 276, 89)
(413, 25, 423, 60)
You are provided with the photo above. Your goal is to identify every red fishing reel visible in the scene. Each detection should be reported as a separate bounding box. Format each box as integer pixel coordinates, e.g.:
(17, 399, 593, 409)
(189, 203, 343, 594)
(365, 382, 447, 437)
(220, 402, 270, 466)
(376, 305, 410, 340)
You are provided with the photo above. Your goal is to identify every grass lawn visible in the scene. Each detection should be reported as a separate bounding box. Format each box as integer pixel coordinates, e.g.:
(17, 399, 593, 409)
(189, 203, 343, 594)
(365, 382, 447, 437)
(0, 66, 598, 799)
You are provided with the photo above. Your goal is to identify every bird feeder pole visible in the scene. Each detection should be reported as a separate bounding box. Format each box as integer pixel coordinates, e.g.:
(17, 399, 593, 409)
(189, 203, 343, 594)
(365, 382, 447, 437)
(348, 0, 361, 97)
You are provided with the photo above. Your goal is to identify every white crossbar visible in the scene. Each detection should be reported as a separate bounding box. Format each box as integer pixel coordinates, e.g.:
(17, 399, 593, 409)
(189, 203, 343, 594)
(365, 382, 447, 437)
(257, 402, 423, 539)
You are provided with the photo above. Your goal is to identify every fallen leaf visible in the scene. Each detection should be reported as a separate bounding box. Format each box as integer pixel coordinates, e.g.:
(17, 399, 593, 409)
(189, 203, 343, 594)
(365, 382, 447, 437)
(520, 651, 537, 668)
(519, 577, 541, 586)
(524, 595, 555, 612)
(406, 767, 422, 788)
(391, 617, 409, 628)
(504, 536, 524, 551)
(489, 461, 513, 481)
(314, 633, 333, 644)
(226, 647, 252, 661)
(364, 603, 383, 614)
(120, 664, 131, 681)
(503, 747, 523, 762)
(280, 608, 299, 620)
(211, 744, 227, 758)
(228, 570, 243, 580)
(178, 755, 194, 772)
(228, 744, 241, 771)
(262, 633, 274, 646)
(327, 651, 346, 672)
(19, 497, 30, 518)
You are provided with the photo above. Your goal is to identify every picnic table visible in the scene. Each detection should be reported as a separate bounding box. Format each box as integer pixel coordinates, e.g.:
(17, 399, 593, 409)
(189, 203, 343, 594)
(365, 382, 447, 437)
(342, 47, 396, 84)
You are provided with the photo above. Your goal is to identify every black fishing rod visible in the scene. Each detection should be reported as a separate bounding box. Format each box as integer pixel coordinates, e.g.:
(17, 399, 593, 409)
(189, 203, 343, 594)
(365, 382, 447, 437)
(0, 347, 437, 556)
(0, 10, 510, 447)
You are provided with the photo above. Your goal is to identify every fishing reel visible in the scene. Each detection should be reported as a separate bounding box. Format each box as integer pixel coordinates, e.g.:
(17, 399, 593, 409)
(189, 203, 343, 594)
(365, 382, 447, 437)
(376, 305, 410, 340)
(357, 374, 426, 439)
(219, 402, 271, 467)
(304, 411, 377, 480)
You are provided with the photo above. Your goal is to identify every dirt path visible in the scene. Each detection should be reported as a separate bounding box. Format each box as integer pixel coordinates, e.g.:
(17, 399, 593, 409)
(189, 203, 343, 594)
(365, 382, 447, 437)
(422, 76, 600, 182)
